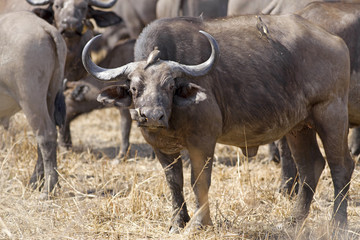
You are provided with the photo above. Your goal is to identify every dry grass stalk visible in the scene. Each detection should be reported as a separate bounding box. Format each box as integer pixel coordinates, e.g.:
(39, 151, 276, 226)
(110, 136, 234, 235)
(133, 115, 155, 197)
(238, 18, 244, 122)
(0, 108, 359, 239)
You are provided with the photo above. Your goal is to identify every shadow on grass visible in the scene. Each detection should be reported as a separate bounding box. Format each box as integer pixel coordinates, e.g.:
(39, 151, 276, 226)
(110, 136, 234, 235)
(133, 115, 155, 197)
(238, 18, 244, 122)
(70, 142, 154, 159)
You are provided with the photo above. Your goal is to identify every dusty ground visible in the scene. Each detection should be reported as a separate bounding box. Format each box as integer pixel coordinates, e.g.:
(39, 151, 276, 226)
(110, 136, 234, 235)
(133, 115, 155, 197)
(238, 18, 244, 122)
(0, 108, 359, 239)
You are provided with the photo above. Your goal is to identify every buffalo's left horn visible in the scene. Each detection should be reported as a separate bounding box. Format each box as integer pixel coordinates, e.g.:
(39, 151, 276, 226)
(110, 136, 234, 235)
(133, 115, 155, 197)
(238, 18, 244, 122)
(168, 30, 220, 77)
(26, 0, 51, 5)
(82, 34, 138, 82)
(88, 0, 117, 8)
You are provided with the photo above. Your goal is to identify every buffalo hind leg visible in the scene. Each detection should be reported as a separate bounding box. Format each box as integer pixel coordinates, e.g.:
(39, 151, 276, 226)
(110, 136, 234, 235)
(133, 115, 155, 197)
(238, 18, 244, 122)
(154, 149, 190, 233)
(21, 101, 58, 198)
(312, 102, 354, 228)
(29, 145, 45, 189)
(285, 128, 325, 224)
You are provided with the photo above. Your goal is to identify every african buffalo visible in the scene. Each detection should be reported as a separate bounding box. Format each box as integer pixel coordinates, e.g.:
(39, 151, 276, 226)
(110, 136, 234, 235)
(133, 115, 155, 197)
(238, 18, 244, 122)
(83, 15, 354, 231)
(0, 11, 66, 198)
(61, 39, 135, 157)
(24, 0, 122, 82)
(63, 0, 232, 152)
(276, 2, 360, 194)
(20, 0, 123, 149)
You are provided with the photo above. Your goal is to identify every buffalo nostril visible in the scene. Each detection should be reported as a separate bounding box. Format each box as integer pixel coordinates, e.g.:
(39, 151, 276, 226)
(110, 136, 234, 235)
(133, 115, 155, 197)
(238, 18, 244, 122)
(158, 114, 164, 121)
(139, 112, 148, 123)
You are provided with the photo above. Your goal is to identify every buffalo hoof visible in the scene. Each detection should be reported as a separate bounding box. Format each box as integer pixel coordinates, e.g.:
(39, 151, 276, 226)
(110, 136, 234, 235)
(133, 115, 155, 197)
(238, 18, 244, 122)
(279, 179, 299, 197)
(183, 222, 213, 235)
(58, 140, 72, 150)
(169, 225, 181, 234)
(29, 173, 44, 190)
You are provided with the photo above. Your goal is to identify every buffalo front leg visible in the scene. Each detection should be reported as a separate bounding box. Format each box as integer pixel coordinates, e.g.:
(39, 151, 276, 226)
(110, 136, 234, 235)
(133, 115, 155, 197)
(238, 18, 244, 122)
(58, 117, 72, 149)
(276, 137, 299, 195)
(118, 109, 131, 158)
(154, 149, 190, 233)
(38, 139, 58, 197)
(186, 140, 215, 230)
(285, 128, 325, 224)
(29, 145, 45, 189)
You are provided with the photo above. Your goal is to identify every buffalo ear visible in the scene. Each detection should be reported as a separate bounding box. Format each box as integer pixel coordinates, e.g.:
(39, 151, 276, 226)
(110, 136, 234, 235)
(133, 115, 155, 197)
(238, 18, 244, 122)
(71, 84, 90, 102)
(32, 6, 54, 24)
(97, 85, 132, 108)
(88, 6, 123, 27)
(173, 83, 207, 107)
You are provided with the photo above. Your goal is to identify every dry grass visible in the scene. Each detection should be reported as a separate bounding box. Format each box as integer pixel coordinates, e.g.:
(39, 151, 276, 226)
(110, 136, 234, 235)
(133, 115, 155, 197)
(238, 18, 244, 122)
(0, 108, 359, 239)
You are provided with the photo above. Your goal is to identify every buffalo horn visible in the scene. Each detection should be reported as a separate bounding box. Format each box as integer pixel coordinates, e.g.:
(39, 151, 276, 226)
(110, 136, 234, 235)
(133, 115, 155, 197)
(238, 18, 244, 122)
(168, 30, 220, 77)
(26, 0, 51, 5)
(88, 0, 117, 8)
(82, 34, 138, 82)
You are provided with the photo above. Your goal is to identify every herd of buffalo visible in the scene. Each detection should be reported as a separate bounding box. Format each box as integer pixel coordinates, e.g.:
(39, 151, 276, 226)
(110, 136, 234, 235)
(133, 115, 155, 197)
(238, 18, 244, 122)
(0, 0, 360, 234)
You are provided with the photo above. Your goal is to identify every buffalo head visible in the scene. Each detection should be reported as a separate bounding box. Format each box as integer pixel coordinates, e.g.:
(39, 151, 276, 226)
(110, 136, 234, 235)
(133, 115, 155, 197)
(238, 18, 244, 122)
(26, 0, 122, 37)
(82, 31, 219, 129)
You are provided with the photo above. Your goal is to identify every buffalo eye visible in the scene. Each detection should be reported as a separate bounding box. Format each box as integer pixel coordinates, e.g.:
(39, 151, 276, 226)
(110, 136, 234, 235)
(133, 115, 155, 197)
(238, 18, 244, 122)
(130, 86, 138, 96)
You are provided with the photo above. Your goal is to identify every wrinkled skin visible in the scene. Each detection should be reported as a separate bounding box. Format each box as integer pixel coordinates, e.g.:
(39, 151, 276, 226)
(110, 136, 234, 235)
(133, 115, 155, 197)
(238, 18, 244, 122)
(83, 16, 354, 231)
(0, 11, 66, 197)
(60, 39, 135, 158)
(273, 3, 360, 195)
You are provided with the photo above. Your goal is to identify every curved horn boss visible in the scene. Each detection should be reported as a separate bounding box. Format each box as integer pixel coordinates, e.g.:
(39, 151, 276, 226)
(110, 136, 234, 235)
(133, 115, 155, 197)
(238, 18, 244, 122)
(88, 0, 117, 8)
(82, 31, 220, 82)
(82, 34, 138, 82)
(26, 0, 51, 5)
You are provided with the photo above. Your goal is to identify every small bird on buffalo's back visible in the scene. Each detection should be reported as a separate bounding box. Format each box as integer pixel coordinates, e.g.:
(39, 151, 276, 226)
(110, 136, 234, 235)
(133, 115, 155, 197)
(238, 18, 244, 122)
(256, 15, 270, 41)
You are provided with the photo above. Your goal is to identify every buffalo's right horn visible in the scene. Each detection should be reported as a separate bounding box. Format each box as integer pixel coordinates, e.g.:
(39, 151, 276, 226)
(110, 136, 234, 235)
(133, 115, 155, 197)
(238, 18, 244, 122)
(88, 0, 117, 8)
(26, 0, 51, 5)
(82, 34, 138, 82)
(168, 30, 220, 78)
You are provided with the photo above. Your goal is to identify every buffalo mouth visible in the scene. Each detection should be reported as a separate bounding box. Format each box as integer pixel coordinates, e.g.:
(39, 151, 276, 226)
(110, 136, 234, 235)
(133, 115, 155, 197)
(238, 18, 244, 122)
(61, 29, 82, 38)
(137, 122, 168, 130)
